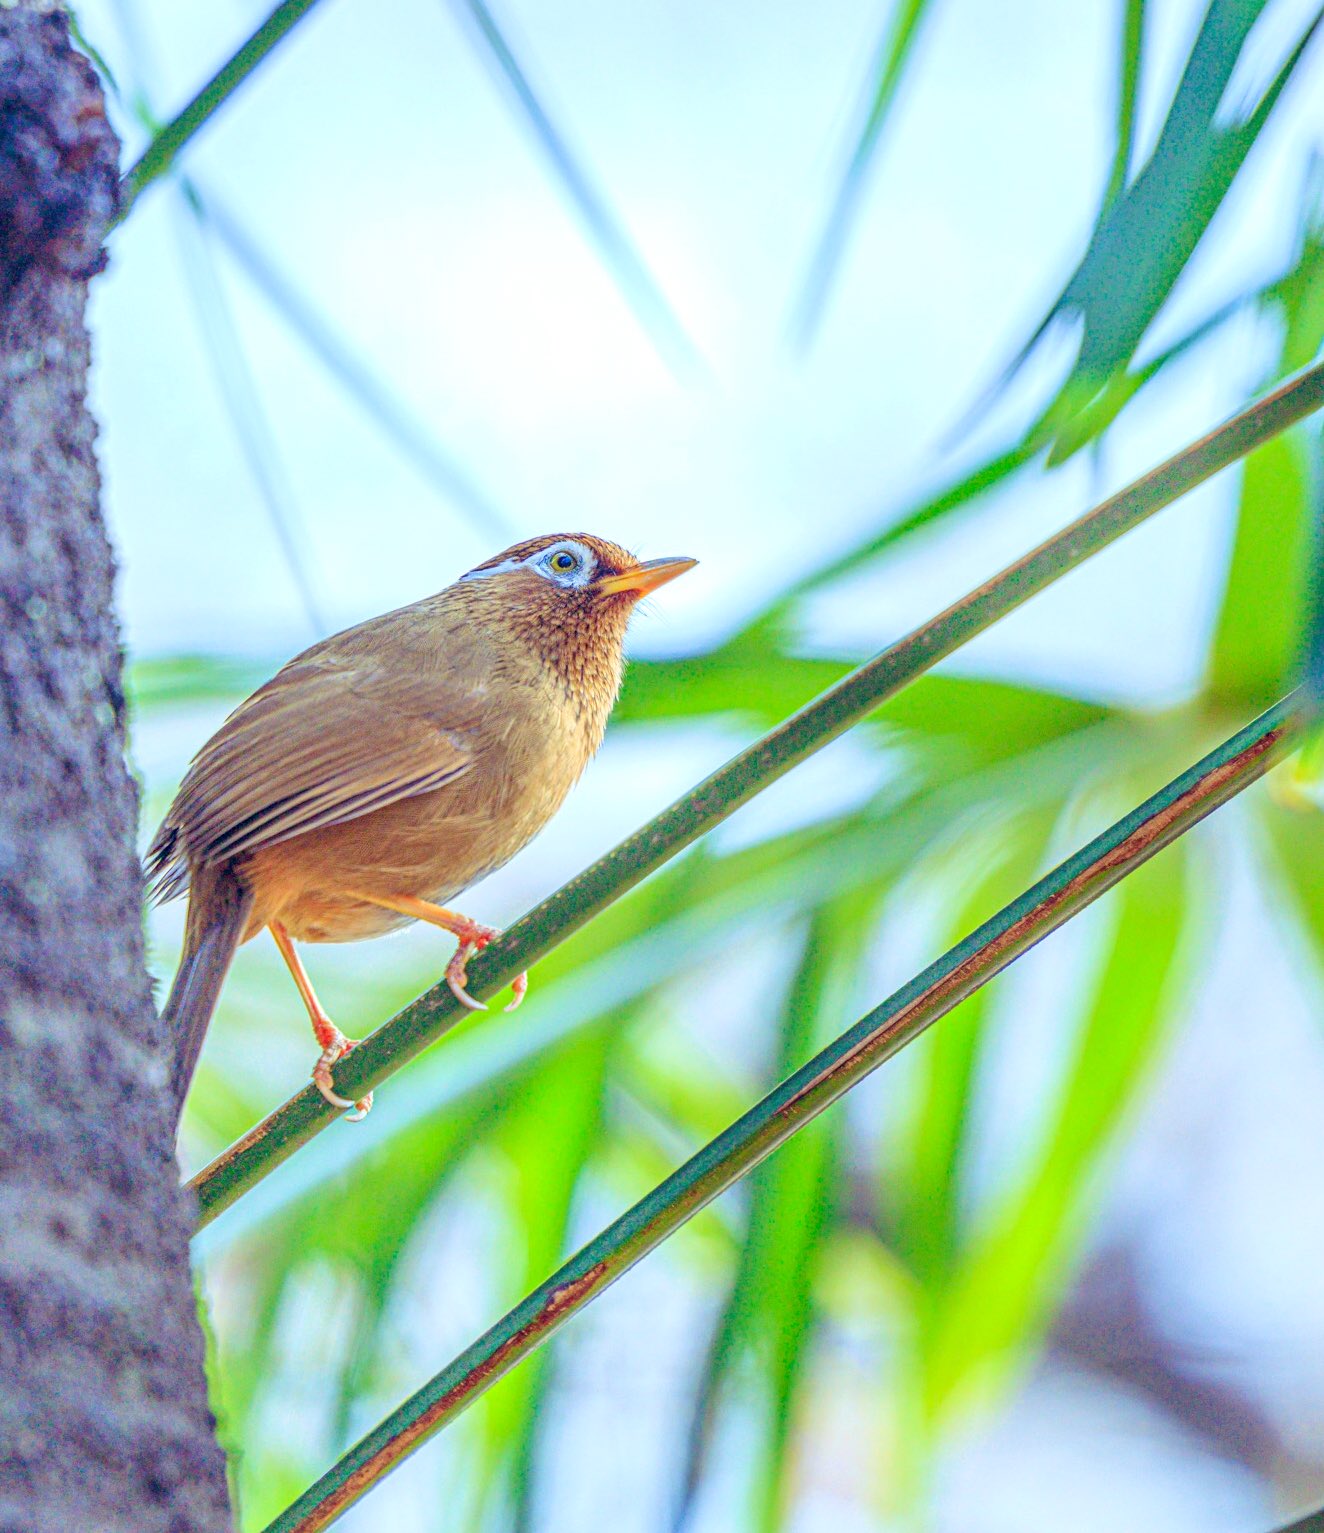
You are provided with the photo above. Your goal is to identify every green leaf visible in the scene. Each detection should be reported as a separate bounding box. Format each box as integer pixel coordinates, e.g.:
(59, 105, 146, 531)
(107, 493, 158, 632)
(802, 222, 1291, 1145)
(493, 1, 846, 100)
(890, 803, 1060, 1289)
(1261, 796, 1324, 964)
(619, 657, 1112, 773)
(193, 189, 515, 539)
(472, 1027, 618, 1529)
(1028, 0, 1324, 430)
(450, 0, 701, 379)
(676, 896, 883, 1531)
(216, 1100, 491, 1529)
(1102, 0, 1146, 212)
(127, 653, 274, 713)
(918, 842, 1190, 1423)
(172, 186, 327, 636)
(1041, 287, 1249, 467)
(1266, 167, 1324, 377)
(1206, 430, 1313, 709)
(1207, 189, 1324, 710)
(789, 0, 940, 344)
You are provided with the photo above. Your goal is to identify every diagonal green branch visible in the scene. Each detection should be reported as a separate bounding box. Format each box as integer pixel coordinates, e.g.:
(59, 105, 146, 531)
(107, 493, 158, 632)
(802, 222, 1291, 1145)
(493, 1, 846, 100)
(117, 0, 325, 220)
(261, 695, 1302, 1532)
(186, 357, 1324, 1228)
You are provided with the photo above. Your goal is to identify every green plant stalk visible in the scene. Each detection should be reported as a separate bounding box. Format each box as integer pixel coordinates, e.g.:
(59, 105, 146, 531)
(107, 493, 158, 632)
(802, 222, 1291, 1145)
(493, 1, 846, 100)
(262, 695, 1300, 1533)
(186, 359, 1324, 1229)
(116, 0, 325, 220)
(454, 0, 701, 379)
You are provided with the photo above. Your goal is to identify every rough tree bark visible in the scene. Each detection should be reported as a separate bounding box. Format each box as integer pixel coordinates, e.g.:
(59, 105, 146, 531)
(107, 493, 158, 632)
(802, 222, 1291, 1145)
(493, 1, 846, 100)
(0, 8, 232, 1531)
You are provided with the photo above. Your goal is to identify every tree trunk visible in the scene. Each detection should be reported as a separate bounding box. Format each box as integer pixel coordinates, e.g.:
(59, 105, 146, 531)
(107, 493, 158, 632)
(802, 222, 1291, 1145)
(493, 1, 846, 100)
(0, 9, 232, 1531)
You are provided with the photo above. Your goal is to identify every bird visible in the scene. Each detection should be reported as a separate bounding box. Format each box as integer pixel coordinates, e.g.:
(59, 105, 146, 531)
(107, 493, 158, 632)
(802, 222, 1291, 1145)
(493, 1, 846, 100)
(147, 533, 696, 1124)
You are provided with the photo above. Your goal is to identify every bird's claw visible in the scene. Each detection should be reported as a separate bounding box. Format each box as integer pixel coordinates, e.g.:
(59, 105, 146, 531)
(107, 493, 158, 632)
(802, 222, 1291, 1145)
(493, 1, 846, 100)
(444, 925, 528, 1012)
(445, 919, 504, 1011)
(445, 940, 488, 1011)
(312, 1031, 373, 1120)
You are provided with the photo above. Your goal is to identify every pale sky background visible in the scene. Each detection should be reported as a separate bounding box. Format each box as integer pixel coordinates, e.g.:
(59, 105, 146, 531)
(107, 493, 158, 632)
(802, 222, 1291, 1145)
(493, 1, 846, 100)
(87, 0, 1320, 696)
(73, 1, 1324, 1528)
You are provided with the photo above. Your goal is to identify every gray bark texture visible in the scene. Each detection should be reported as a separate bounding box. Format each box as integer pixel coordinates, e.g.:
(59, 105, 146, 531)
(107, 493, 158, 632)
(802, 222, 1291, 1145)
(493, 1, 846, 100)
(0, 7, 232, 1531)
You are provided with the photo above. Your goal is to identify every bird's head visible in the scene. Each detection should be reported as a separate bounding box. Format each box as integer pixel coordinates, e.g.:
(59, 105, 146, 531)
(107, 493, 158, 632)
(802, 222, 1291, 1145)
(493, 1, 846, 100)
(453, 533, 696, 701)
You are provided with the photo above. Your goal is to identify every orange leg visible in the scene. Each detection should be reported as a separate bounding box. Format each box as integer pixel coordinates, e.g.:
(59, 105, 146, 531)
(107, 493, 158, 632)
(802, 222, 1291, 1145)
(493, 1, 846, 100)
(348, 892, 527, 1013)
(269, 921, 373, 1120)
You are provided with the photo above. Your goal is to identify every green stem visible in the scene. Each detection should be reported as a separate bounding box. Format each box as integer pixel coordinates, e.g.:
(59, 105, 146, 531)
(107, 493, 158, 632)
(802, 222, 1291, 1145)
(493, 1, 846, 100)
(116, 0, 325, 221)
(189, 359, 1324, 1228)
(1102, 0, 1145, 210)
(262, 696, 1300, 1532)
(453, 0, 701, 379)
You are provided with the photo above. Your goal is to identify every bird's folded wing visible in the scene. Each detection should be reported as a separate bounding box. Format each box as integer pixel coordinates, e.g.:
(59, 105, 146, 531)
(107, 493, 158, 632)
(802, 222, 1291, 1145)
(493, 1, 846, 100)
(148, 661, 477, 889)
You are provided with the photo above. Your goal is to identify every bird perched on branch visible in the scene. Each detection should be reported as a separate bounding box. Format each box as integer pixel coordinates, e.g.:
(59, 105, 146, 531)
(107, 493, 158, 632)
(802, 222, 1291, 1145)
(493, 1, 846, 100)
(147, 534, 695, 1124)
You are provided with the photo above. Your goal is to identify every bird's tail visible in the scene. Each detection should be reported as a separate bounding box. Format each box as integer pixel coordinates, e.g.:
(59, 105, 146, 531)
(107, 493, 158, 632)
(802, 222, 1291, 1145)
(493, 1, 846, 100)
(161, 860, 254, 1123)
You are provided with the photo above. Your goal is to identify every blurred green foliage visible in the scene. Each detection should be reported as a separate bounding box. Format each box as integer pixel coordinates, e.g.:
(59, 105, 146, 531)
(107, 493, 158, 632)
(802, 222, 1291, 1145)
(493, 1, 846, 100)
(109, 0, 1324, 1526)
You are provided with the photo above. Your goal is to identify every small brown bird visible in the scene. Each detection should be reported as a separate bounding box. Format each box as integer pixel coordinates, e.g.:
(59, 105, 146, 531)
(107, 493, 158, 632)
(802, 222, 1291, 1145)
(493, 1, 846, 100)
(148, 534, 695, 1122)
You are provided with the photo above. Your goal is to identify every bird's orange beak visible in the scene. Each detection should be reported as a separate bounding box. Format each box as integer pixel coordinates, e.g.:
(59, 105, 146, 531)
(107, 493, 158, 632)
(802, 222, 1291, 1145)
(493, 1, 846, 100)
(595, 556, 697, 597)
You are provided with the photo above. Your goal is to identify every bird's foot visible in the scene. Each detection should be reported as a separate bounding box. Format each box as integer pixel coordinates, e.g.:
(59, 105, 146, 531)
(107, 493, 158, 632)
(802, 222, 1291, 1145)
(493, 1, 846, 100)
(444, 920, 528, 1013)
(311, 1026, 373, 1121)
(445, 926, 496, 1011)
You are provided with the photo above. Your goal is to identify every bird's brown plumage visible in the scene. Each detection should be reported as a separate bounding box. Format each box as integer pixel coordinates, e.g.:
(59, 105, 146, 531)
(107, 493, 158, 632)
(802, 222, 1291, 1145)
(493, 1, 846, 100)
(150, 533, 694, 1120)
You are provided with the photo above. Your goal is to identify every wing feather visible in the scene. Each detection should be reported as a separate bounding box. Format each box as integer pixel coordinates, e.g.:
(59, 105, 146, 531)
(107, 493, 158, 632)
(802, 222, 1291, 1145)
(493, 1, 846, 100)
(146, 659, 477, 901)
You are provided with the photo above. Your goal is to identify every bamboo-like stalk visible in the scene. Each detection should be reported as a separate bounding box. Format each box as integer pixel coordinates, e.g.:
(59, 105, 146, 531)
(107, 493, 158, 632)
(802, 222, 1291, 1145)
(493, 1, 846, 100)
(187, 360, 1324, 1228)
(117, 0, 324, 219)
(262, 695, 1300, 1533)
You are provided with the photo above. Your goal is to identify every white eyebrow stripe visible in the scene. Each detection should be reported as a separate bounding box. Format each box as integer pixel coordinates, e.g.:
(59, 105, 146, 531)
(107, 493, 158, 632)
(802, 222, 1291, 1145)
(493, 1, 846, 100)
(459, 557, 522, 582)
(459, 540, 599, 588)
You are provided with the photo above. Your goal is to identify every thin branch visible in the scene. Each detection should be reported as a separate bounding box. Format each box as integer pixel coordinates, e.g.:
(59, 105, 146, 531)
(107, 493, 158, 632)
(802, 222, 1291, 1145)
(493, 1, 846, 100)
(116, 0, 325, 221)
(185, 357, 1324, 1228)
(261, 695, 1301, 1532)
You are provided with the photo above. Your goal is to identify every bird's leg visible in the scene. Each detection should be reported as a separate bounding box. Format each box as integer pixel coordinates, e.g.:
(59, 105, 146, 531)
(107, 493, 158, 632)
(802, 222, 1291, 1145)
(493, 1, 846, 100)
(269, 921, 373, 1120)
(348, 891, 527, 1013)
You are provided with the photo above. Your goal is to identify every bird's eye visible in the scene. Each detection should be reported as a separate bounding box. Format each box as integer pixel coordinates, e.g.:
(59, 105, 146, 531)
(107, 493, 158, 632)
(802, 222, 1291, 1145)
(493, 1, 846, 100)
(548, 550, 579, 573)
